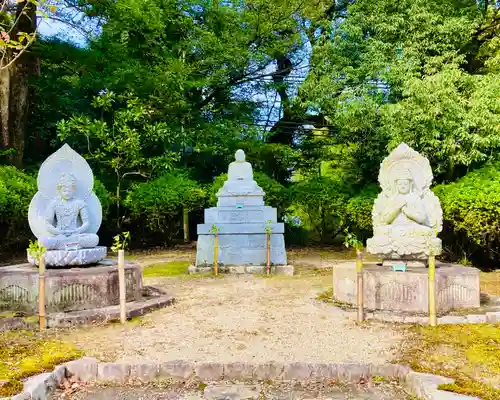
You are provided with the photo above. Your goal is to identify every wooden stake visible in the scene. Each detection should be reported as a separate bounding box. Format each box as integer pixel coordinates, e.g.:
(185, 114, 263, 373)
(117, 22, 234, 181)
(183, 207, 189, 243)
(214, 233, 219, 276)
(38, 254, 46, 330)
(266, 232, 271, 275)
(356, 250, 364, 322)
(118, 249, 126, 324)
(428, 254, 437, 326)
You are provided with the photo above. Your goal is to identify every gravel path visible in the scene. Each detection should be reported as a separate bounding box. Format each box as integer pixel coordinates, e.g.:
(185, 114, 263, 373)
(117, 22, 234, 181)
(63, 274, 402, 365)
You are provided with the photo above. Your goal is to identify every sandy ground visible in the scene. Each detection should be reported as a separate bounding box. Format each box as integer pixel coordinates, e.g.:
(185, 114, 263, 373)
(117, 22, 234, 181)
(61, 271, 402, 365)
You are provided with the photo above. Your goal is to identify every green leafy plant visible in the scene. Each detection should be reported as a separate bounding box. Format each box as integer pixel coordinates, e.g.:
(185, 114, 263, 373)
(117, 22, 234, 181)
(209, 224, 220, 235)
(27, 240, 46, 261)
(264, 220, 273, 235)
(343, 229, 363, 252)
(111, 231, 131, 252)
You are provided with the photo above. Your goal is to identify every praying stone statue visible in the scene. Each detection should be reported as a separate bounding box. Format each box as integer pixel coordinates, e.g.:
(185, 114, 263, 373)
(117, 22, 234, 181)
(366, 143, 442, 265)
(27, 144, 107, 266)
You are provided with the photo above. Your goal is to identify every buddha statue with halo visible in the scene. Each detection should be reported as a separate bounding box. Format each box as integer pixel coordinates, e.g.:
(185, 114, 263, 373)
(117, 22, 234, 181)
(40, 172, 99, 250)
(366, 143, 442, 265)
(27, 143, 106, 266)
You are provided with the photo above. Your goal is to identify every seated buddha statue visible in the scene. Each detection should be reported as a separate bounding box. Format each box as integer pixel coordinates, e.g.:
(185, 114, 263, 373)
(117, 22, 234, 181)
(227, 149, 254, 181)
(366, 143, 442, 262)
(39, 172, 99, 250)
(219, 149, 263, 195)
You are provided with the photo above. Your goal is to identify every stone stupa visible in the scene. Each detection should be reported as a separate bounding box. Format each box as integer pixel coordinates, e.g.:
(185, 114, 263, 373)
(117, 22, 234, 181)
(189, 149, 293, 275)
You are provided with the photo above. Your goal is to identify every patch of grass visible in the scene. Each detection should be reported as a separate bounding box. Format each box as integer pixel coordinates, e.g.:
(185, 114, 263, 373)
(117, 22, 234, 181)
(143, 261, 190, 277)
(398, 324, 500, 400)
(0, 330, 82, 396)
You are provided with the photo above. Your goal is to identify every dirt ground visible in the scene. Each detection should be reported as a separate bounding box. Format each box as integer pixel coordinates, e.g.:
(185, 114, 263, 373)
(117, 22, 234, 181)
(55, 248, 402, 365)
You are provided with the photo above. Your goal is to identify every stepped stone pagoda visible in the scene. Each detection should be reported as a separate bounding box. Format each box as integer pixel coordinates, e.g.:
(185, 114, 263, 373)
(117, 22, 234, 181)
(189, 149, 293, 275)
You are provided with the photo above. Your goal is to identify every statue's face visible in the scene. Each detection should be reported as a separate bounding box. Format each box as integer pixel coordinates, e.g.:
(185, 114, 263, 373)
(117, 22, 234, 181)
(396, 179, 411, 194)
(58, 183, 75, 200)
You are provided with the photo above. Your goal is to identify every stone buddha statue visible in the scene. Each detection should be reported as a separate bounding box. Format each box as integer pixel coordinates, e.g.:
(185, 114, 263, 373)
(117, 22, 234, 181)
(366, 143, 442, 264)
(228, 149, 253, 181)
(40, 172, 99, 250)
(28, 144, 106, 266)
(218, 149, 263, 197)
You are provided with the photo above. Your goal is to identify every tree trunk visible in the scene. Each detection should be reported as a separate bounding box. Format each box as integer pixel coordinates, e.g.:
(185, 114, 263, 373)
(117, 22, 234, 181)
(0, 0, 37, 167)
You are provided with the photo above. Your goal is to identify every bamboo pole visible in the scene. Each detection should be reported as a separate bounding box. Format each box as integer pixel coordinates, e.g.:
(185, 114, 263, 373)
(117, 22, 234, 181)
(38, 254, 46, 330)
(266, 232, 271, 275)
(118, 249, 126, 324)
(214, 233, 219, 276)
(356, 249, 364, 322)
(183, 207, 189, 243)
(428, 254, 437, 326)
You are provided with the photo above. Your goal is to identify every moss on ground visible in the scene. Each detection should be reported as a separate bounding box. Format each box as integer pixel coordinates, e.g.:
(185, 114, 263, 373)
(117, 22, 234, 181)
(398, 324, 500, 400)
(0, 330, 82, 396)
(143, 261, 190, 277)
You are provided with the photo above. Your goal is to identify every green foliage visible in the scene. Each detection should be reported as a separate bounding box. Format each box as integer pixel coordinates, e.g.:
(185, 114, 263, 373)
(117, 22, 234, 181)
(343, 229, 363, 252)
(302, 0, 500, 183)
(26, 240, 46, 261)
(93, 180, 112, 218)
(345, 185, 378, 239)
(0, 166, 36, 251)
(111, 231, 131, 252)
(125, 172, 205, 242)
(434, 162, 500, 266)
(209, 224, 220, 235)
(290, 177, 350, 243)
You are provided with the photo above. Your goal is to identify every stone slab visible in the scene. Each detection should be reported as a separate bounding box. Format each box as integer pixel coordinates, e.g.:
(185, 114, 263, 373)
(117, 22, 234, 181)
(333, 262, 480, 313)
(27, 247, 107, 267)
(195, 233, 286, 266)
(204, 206, 277, 224)
(188, 265, 294, 276)
(0, 261, 142, 314)
(197, 223, 284, 235)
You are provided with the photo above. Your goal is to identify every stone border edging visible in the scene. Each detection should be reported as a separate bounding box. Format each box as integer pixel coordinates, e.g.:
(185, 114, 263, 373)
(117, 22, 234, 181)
(362, 310, 500, 325)
(0, 295, 174, 332)
(6, 358, 479, 400)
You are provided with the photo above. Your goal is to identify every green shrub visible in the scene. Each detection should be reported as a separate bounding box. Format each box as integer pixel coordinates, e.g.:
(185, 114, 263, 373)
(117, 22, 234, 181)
(0, 166, 36, 251)
(93, 179, 112, 217)
(209, 172, 290, 216)
(289, 177, 350, 243)
(125, 172, 205, 243)
(345, 184, 378, 241)
(434, 162, 500, 268)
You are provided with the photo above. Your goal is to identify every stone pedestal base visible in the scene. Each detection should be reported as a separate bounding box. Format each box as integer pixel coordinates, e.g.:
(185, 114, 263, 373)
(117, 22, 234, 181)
(332, 262, 480, 313)
(27, 246, 107, 267)
(0, 260, 142, 314)
(188, 264, 294, 276)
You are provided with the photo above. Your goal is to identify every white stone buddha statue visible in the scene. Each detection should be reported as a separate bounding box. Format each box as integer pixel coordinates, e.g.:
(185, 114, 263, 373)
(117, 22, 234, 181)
(366, 143, 442, 262)
(218, 149, 263, 197)
(39, 172, 99, 250)
(227, 149, 254, 181)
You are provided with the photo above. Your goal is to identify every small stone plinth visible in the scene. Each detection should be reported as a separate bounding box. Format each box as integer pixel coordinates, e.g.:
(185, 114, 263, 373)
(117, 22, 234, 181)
(0, 260, 142, 314)
(188, 264, 294, 276)
(27, 246, 107, 267)
(333, 262, 480, 313)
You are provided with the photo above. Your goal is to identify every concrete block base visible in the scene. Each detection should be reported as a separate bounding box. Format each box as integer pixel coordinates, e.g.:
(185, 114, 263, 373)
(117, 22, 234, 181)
(333, 262, 480, 313)
(188, 264, 294, 276)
